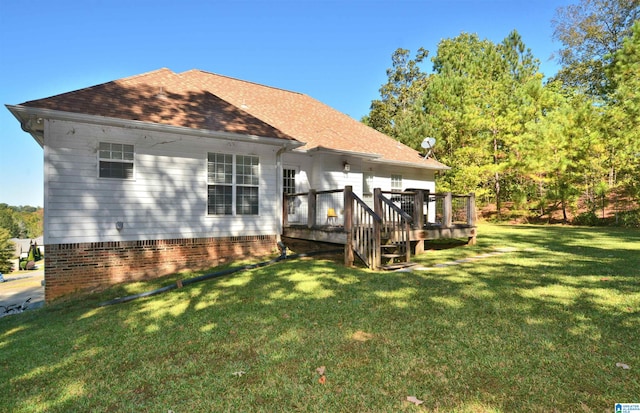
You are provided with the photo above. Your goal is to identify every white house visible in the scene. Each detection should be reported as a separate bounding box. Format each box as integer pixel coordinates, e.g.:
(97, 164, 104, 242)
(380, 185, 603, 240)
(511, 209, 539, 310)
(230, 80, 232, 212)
(7, 68, 450, 301)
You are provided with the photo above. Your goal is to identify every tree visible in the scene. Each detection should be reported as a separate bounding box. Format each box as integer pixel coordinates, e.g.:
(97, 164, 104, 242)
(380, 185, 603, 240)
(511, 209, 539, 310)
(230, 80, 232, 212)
(552, 0, 639, 97)
(0, 204, 44, 238)
(0, 228, 15, 273)
(0, 204, 19, 238)
(416, 31, 541, 216)
(605, 21, 640, 202)
(362, 47, 429, 147)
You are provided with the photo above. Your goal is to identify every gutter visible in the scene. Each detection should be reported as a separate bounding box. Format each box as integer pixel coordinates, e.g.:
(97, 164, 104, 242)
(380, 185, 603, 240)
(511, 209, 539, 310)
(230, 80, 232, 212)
(299, 145, 449, 171)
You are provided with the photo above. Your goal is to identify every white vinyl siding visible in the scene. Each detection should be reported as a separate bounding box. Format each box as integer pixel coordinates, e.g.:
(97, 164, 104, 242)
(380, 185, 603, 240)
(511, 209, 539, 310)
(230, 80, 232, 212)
(43, 119, 278, 244)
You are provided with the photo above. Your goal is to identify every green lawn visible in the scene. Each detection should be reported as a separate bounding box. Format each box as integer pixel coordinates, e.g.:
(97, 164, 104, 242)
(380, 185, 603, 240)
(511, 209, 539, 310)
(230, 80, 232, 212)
(1, 223, 639, 412)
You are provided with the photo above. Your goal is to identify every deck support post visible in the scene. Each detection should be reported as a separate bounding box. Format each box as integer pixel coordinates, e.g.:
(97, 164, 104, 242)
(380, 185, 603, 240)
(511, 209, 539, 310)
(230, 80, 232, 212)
(373, 188, 382, 270)
(307, 189, 317, 229)
(467, 193, 477, 245)
(343, 186, 354, 267)
(467, 193, 476, 227)
(443, 192, 453, 228)
(414, 189, 425, 229)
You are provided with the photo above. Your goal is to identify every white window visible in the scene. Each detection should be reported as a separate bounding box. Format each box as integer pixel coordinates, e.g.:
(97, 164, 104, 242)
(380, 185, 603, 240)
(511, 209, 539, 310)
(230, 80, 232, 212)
(98, 142, 134, 179)
(236, 155, 259, 215)
(363, 172, 374, 203)
(207, 153, 259, 215)
(363, 172, 374, 195)
(391, 174, 403, 191)
(283, 168, 296, 214)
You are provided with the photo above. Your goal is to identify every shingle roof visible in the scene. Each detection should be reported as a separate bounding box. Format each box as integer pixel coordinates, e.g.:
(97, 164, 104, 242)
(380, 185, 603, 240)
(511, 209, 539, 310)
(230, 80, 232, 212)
(19, 68, 448, 169)
(20, 68, 294, 141)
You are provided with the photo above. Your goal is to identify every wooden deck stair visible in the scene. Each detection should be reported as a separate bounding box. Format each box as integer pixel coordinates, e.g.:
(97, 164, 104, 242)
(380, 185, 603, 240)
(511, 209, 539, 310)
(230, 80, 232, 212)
(380, 240, 415, 270)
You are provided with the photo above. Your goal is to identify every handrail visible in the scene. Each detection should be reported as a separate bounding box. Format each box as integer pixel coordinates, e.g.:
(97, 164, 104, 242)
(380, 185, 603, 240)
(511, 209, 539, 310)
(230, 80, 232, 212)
(379, 196, 413, 223)
(350, 192, 381, 269)
(354, 195, 381, 222)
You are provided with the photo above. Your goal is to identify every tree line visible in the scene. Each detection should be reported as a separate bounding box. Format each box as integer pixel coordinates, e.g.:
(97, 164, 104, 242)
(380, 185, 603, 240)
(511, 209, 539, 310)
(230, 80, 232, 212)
(0, 203, 43, 239)
(364, 0, 639, 225)
(0, 204, 43, 272)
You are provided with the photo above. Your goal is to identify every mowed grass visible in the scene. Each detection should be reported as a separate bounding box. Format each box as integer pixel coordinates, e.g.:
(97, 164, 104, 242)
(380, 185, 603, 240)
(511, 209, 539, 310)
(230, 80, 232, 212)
(1, 223, 639, 412)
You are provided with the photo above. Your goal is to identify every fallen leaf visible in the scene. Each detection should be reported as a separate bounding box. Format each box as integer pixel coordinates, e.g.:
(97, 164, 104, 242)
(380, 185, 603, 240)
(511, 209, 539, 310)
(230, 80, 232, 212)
(232, 371, 246, 377)
(316, 366, 326, 375)
(406, 396, 423, 405)
(351, 330, 374, 342)
(318, 375, 326, 384)
(616, 362, 630, 370)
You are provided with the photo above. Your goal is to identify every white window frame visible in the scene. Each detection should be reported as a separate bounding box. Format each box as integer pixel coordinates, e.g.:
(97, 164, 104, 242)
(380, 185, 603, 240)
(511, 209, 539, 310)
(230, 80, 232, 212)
(391, 174, 403, 191)
(98, 142, 135, 179)
(207, 153, 260, 216)
(283, 168, 297, 214)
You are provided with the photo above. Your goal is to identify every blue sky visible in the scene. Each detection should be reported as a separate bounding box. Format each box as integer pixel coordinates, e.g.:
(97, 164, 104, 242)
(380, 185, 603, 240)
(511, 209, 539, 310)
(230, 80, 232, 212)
(0, 0, 570, 207)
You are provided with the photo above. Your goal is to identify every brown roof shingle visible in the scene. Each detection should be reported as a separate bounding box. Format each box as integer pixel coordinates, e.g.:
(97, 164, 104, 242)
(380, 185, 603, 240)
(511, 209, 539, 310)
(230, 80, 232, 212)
(20, 68, 294, 141)
(20, 68, 447, 169)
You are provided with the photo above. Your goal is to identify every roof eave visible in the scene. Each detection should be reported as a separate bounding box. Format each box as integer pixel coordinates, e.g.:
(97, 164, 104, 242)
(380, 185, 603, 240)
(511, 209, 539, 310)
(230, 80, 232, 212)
(6, 104, 306, 149)
(301, 145, 381, 159)
(6, 104, 45, 147)
(368, 157, 451, 171)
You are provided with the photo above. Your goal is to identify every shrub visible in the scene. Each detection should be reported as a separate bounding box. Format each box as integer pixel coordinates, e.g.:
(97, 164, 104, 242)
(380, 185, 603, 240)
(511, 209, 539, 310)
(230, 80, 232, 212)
(617, 209, 640, 227)
(573, 211, 600, 226)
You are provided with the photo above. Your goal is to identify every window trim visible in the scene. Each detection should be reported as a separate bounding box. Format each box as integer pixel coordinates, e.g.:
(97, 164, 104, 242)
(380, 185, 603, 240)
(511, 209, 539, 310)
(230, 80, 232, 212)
(391, 174, 403, 191)
(206, 152, 260, 216)
(97, 142, 135, 180)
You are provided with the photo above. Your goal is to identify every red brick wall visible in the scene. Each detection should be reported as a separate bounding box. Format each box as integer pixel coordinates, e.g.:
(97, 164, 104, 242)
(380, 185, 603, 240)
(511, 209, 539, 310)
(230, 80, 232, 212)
(44, 235, 277, 302)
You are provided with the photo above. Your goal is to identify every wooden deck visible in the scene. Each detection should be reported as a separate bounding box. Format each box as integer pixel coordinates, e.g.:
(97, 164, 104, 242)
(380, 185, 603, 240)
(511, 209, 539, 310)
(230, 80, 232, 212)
(283, 186, 477, 270)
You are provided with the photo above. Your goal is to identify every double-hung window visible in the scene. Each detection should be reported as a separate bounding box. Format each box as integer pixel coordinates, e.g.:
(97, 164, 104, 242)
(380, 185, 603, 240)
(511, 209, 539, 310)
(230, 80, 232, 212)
(391, 174, 403, 191)
(207, 153, 259, 215)
(99, 142, 134, 179)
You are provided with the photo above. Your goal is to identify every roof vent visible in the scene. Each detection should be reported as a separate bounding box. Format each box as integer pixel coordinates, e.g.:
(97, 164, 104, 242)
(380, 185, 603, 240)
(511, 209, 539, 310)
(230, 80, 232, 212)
(156, 87, 168, 100)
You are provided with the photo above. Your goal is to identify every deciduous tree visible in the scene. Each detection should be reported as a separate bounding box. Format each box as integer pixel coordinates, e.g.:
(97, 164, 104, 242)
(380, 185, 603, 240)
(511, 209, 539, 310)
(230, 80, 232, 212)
(551, 0, 639, 96)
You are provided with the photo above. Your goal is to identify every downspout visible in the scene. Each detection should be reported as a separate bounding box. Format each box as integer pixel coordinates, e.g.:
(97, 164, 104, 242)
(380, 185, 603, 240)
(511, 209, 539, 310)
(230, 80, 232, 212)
(275, 144, 288, 242)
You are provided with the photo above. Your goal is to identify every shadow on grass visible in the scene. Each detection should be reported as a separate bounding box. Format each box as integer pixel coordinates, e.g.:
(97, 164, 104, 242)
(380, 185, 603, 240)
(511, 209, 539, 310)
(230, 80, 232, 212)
(1, 224, 639, 412)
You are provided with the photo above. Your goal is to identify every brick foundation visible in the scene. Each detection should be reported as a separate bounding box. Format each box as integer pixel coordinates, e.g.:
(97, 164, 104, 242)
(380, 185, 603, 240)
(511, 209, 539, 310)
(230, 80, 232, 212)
(44, 235, 278, 302)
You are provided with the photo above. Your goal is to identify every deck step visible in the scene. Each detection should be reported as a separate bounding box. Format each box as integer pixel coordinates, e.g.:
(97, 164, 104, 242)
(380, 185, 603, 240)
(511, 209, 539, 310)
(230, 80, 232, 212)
(381, 253, 404, 259)
(381, 262, 418, 271)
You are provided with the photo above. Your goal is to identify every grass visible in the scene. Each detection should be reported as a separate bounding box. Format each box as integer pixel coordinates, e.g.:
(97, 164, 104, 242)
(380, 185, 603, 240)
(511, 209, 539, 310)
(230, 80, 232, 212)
(1, 223, 639, 412)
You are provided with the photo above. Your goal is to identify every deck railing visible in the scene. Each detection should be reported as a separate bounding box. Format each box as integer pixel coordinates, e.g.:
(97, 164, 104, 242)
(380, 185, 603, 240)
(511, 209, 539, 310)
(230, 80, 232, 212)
(284, 188, 345, 228)
(283, 187, 476, 269)
(380, 190, 476, 228)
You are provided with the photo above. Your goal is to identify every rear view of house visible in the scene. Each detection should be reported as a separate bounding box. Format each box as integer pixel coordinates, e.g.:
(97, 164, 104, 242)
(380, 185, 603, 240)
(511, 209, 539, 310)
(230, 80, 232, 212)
(7, 68, 461, 302)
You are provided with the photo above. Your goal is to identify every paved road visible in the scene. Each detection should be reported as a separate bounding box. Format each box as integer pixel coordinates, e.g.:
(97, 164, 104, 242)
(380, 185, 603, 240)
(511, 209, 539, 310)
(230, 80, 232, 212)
(0, 265, 44, 312)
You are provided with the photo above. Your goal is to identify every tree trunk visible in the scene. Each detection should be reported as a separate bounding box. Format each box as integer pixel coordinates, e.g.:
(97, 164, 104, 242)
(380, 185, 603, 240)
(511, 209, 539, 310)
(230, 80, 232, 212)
(493, 136, 501, 218)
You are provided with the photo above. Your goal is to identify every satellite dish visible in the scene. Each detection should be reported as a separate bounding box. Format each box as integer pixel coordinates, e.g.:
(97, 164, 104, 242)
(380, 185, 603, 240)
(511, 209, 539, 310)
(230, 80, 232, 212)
(421, 137, 436, 149)
(421, 137, 437, 159)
